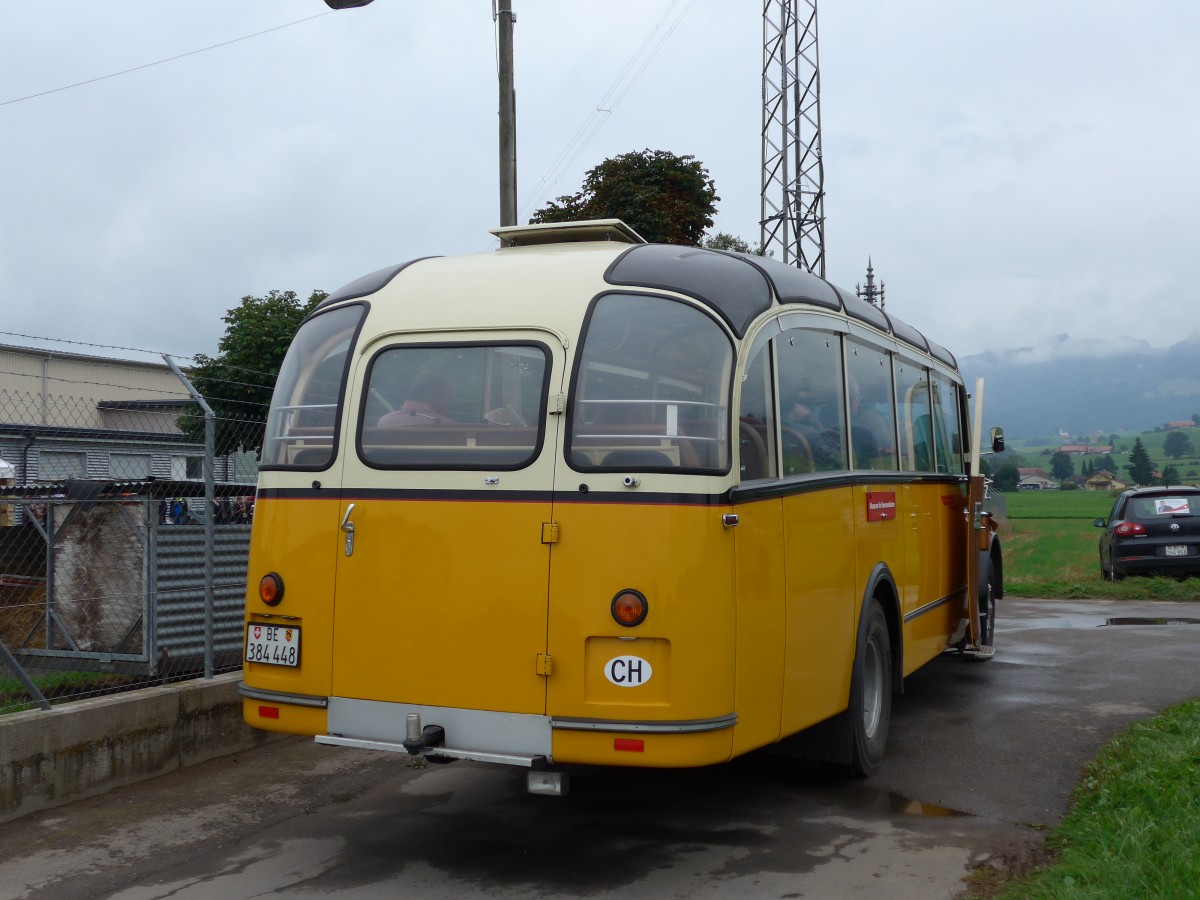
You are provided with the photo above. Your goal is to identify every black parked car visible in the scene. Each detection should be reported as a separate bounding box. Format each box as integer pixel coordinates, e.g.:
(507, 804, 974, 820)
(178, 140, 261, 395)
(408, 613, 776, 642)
(1094, 486, 1200, 580)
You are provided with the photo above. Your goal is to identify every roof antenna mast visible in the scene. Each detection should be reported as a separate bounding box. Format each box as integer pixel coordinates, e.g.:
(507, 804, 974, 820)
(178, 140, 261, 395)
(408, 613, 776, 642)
(760, 0, 825, 277)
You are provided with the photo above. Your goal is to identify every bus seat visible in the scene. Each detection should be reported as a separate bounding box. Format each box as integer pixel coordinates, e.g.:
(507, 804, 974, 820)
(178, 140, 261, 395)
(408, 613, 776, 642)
(291, 448, 331, 466)
(912, 415, 932, 471)
(601, 449, 674, 468)
(738, 422, 768, 480)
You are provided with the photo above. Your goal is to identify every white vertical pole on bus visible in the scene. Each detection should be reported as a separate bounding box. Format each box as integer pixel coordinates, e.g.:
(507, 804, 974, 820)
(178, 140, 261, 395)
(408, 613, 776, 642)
(971, 377, 985, 479)
(966, 376, 987, 649)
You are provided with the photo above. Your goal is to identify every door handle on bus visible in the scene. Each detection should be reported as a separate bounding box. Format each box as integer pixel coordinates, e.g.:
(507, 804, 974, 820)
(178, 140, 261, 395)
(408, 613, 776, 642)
(341, 503, 356, 556)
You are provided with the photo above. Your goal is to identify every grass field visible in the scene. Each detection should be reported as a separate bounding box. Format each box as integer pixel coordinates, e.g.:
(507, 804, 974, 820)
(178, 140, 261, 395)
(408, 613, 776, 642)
(970, 490, 1200, 897)
(999, 490, 1200, 599)
(987, 699, 1200, 899)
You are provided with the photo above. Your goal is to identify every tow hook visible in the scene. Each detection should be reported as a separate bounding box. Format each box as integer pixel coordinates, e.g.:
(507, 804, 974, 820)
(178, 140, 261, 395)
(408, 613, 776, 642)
(401, 713, 448, 768)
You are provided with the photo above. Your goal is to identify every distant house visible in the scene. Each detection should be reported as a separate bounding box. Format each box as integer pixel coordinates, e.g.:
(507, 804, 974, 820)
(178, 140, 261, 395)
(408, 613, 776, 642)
(1166, 421, 1197, 430)
(1084, 471, 1128, 492)
(1059, 444, 1114, 455)
(0, 344, 263, 529)
(1018, 474, 1058, 491)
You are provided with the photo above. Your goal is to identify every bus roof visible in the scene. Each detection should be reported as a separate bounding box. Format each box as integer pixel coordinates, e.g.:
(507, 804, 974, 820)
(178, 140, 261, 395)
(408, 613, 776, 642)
(315, 221, 956, 372)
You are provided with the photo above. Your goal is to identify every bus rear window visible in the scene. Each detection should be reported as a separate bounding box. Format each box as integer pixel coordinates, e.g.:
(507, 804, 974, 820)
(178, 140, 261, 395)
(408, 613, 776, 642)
(359, 343, 549, 470)
(261, 304, 365, 470)
(568, 294, 732, 472)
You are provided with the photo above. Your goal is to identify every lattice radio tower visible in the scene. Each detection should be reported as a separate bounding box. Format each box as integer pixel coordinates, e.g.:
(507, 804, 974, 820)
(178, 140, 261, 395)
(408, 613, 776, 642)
(760, 0, 825, 277)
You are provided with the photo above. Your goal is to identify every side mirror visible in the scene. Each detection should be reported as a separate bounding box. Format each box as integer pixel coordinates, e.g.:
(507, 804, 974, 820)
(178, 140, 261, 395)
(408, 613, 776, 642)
(1092, 518, 1107, 528)
(989, 426, 1005, 454)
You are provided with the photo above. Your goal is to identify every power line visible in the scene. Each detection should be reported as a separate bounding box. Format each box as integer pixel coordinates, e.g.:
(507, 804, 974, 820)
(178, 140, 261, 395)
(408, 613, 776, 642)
(517, 0, 696, 223)
(0, 12, 332, 109)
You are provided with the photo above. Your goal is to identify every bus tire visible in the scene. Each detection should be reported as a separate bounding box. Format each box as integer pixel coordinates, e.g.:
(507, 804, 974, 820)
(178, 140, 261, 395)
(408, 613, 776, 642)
(847, 599, 892, 777)
(970, 558, 997, 660)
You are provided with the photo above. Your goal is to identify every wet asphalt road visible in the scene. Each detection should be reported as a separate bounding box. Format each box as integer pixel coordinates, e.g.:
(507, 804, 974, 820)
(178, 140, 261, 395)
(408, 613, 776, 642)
(2, 598, 1199, 900)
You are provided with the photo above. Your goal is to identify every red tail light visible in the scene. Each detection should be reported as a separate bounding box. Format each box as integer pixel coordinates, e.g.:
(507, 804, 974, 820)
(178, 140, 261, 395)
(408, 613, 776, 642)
(1115, 522, 1146, 536)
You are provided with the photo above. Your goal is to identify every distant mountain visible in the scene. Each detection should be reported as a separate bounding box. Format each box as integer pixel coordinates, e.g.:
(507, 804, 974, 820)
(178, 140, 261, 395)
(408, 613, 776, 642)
(959, 333, 1200, 440)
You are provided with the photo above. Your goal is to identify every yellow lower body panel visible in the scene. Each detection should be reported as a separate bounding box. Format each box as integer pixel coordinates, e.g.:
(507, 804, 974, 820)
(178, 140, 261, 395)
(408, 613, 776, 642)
(552, 726, 734, 768)
(242, 698, 328, 736)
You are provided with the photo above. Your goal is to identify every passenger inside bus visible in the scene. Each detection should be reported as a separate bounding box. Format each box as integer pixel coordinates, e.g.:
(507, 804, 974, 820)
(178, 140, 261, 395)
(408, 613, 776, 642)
(378, 372, 458, 426)
(782, 389, 842, 470)
(847, 377, 881, 468)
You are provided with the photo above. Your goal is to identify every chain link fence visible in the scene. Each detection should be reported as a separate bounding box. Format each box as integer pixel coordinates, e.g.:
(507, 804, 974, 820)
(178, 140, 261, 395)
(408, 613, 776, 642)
(0, 340, 266, 715)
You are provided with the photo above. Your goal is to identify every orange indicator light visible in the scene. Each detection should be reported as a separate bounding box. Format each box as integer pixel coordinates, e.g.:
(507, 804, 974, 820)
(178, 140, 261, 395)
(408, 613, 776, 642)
(611, 589, 648, 627)
(259, 573, 284, 606)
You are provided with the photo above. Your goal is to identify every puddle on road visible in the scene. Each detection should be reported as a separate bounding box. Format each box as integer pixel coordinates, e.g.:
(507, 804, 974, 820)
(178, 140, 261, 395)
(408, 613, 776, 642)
(888, 794, 967, 818)
(1103, 617, 1200, 627)
(1005, 616, 1106, 631)
(1009, 615, 1200, 631)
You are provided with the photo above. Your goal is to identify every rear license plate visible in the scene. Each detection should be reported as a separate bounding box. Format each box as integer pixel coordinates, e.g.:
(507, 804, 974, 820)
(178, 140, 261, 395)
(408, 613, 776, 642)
(245, 623, 301, 666)
(1164, 545, 1188, 557)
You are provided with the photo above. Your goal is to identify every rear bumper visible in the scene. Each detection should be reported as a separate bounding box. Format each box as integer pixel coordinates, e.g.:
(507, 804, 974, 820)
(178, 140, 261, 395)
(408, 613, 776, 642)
(1113, 553, 1200, 576)
(239, 683, 329, 735)
(319, 697, 738, 768)
(326, 697, 553, 761)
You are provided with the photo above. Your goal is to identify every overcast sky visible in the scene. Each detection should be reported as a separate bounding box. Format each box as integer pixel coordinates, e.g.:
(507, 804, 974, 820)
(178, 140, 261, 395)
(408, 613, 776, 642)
(3, 1, 1197, 364)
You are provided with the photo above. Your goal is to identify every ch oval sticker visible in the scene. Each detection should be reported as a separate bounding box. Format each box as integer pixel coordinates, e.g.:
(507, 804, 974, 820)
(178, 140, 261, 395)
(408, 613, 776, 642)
(605, 655, 652, 687)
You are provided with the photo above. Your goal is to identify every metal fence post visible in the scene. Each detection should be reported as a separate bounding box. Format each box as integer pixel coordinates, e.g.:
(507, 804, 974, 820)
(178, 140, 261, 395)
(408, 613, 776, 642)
(163, 356, 216, 679)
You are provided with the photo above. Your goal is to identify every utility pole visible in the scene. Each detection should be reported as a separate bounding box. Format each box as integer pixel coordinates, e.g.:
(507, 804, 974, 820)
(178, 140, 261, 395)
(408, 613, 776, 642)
(497, 0, 518, 226)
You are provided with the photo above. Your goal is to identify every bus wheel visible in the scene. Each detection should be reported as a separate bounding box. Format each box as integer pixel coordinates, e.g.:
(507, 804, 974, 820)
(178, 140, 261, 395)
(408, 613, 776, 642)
(848, 600, 892, 776)
(973, 559, 997, 655)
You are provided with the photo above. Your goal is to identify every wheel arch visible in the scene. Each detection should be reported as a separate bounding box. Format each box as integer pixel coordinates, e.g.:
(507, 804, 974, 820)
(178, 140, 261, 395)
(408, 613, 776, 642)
(984, 533, 1004, 600)
(860, 563, 903, 694)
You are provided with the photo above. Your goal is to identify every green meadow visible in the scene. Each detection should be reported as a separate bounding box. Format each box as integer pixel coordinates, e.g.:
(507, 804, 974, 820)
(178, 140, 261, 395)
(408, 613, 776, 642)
(998, 490, 1200, 600)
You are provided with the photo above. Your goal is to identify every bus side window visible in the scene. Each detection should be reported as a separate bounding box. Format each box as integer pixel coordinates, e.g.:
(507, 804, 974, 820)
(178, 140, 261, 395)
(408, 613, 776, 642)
(777, 329, 846, 473)
(895, 359, 931, 472)
(930, 372, 962, 474)
(738, 343, 777, 480)
(845, 338, 898, 471)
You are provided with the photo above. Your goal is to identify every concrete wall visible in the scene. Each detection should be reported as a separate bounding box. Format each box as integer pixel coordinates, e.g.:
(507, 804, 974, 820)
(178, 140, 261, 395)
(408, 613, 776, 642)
(0, 672, 279, 823)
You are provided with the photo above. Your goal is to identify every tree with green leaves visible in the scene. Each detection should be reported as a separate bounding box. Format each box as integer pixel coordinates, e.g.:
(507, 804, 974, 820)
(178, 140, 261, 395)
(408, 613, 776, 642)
(703, 232, 770, 256)
(1125, 437, 1155, 486)
(994, 463, 1020, 492)
(1162, 464, 1180, 486)
(1050, 450, 1074, 481)
(1163, 430, 1195, 459)
(181, 289, 327, 458)
(530, 149, 718, 246)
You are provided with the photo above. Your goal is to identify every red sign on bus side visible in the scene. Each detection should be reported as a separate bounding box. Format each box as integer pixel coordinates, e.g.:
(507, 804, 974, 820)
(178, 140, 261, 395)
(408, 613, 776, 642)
(866, 491, 896, 522)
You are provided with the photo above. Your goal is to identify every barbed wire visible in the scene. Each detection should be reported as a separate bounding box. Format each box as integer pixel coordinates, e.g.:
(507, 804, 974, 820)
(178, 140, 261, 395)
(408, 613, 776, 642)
(0, 331, 289, 384)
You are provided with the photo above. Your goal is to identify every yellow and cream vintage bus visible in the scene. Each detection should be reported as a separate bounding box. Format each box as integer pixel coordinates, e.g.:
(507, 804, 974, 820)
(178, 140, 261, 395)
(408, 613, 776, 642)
(240, 219, 1002, 794)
